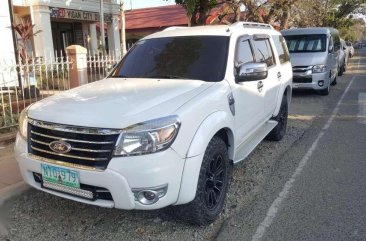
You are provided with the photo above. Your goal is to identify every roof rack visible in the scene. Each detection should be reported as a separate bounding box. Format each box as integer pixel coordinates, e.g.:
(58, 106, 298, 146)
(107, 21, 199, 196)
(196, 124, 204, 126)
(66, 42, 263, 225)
(163, 26, 188, 32)
(231, 22, 274, 30)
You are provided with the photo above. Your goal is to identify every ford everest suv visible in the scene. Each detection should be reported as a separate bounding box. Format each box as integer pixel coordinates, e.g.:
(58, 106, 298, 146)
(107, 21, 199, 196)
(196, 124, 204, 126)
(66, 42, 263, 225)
(15, 22, 292, 225)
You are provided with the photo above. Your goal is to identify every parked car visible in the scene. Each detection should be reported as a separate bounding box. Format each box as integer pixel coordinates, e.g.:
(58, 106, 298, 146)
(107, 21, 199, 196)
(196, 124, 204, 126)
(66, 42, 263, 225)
(339, 39, 349, 75)
(281, 27, 340, 95)
(346, 41, 355, 58)
(354, 42, 363, 49)
(14, 22, 293, 225)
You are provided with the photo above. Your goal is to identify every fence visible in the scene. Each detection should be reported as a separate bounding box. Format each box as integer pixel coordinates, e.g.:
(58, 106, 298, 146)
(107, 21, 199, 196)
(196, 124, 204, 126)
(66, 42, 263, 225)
(0, 51, 122, 131)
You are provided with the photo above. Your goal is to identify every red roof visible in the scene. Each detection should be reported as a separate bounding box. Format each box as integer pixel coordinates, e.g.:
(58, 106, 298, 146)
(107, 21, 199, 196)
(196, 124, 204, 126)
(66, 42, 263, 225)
(125, 5, 189, 30)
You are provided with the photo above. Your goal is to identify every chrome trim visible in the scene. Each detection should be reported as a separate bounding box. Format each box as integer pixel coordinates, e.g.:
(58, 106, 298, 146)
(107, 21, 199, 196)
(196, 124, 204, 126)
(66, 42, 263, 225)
(292, 66, 312, 72)
(31, 131, 114, 145)
(43, 181, 94, 199)
(31, 146, 108, 161)
(31, 138, 111, 153)
(28, 154, 104, 171)
(29, 118, 122, 135)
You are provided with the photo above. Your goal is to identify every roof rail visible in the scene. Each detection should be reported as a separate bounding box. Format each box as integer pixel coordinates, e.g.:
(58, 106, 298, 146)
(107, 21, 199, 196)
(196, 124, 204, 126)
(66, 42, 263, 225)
(163, 26, 188, 31)
(231, 22, 273, 30)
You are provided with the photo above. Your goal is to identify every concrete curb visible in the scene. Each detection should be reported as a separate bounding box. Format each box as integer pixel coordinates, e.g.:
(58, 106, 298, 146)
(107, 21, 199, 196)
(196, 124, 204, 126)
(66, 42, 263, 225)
(0, 182, 29, 206)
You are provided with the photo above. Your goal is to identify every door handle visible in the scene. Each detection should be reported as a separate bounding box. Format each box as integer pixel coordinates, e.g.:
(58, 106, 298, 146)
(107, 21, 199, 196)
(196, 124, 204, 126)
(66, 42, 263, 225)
(277, 72, 282, 78)
(257, 81, 264, 92)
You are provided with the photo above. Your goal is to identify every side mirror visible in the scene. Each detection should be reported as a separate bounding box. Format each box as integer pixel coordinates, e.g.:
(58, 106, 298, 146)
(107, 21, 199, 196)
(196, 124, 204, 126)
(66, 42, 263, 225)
(235, 62, 268, 82)
(328, 45, 334, 53)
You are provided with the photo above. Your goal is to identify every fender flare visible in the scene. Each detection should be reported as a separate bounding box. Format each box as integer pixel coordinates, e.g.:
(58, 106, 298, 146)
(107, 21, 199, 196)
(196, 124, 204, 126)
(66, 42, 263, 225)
(175, 111, 234, 205)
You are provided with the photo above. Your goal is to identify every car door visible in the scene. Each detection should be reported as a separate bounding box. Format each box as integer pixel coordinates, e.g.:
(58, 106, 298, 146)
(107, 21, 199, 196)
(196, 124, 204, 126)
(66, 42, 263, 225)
(231, 36, 266, 144)
(252, 36, 282, 115)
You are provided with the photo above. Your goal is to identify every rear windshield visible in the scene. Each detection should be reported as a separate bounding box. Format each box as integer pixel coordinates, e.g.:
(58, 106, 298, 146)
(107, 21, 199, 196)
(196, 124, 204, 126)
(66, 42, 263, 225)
(110, 36, 229, 82)
(284, 34, 327, 53)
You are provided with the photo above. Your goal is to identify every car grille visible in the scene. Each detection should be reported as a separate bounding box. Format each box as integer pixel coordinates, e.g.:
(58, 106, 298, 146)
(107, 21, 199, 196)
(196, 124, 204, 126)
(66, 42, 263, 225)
(28, 119, 121, 170)
(292, 66, 312, 73)
(293, 77, 312, 83)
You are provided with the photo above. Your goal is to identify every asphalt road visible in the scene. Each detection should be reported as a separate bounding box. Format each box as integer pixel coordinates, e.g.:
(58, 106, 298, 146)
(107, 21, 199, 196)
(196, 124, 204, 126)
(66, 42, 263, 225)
(217, 50, 366, 241)
(1, 50, 366, 241)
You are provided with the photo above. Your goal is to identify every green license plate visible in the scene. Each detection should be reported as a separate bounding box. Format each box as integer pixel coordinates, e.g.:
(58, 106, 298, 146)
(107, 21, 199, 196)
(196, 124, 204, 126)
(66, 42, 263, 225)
(41, 164, 80, 188)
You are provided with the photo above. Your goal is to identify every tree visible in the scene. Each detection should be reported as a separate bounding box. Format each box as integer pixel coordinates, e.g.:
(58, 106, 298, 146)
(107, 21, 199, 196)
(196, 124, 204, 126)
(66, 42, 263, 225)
(174, 0, 217, 26)
(12, 18, 41, 63)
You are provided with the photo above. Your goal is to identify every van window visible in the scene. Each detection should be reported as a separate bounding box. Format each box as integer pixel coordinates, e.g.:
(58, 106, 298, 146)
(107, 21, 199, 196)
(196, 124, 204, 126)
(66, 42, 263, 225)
(253, 39, 275, 67)
(284, 34, 327, 53)
(273, 35, 290, 64)
(236, 39, 254, 65)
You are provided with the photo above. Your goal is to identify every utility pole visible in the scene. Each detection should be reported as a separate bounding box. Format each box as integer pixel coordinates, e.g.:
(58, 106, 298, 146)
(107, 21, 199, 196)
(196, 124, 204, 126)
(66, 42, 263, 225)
(100, 0, 106, 54)
(120, 0, 127, 56)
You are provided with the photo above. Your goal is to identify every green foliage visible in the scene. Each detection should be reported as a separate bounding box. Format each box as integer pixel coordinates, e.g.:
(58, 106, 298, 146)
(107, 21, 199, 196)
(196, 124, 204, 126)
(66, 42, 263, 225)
(0, 98, 19, 129)
(172, 0, 218, 25)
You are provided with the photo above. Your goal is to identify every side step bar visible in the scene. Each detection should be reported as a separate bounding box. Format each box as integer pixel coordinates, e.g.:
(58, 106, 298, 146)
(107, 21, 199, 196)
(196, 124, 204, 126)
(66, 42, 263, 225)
(233, 120, 278, 163)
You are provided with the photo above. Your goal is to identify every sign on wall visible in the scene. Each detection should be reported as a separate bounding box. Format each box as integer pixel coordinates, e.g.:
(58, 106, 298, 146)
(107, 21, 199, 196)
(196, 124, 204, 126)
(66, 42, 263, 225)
(50, 7, 112, 22)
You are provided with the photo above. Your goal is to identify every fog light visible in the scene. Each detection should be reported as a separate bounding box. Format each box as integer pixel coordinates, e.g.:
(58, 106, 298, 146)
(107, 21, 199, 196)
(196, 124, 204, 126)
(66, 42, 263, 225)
(132, 184, 168, 205)
(318, 80, 324, 86)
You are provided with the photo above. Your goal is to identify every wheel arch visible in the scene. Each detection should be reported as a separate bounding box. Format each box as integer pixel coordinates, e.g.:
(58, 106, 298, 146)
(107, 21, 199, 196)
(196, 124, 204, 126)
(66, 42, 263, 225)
(175, 111, 235, 205)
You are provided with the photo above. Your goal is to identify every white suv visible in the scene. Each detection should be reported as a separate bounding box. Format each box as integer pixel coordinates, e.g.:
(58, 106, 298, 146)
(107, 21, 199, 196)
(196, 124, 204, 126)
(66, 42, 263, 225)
(15, 22, 292, 225)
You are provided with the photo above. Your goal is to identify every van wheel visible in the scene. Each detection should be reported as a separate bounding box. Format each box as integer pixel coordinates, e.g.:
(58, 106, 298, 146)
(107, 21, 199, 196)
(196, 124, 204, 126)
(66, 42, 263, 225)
(338, 64, 344, 76)
(331, 76, 337, 86)
(175, 136, 230, 225)
(266, 95, 288, 141)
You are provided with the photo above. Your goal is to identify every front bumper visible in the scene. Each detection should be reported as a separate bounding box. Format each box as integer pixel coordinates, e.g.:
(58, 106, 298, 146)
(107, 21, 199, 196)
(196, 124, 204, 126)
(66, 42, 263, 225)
(14, 134, 186, 210)
(292, 72, 329, 90)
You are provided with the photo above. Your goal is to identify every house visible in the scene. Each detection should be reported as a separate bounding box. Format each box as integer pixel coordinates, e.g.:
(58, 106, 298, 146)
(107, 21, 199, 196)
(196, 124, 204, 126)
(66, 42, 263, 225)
(125, 5, 189, 45)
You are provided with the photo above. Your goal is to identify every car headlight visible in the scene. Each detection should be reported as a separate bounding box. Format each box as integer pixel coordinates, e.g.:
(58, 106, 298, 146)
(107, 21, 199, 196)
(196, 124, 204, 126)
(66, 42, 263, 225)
(312, 65, 327, 73)
(18, 108, 29, 139)
(113, 115, 180, 156)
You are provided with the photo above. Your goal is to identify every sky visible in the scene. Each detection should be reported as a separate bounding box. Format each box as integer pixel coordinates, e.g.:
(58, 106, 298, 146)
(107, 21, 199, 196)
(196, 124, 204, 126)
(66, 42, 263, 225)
(124, 0, 175, 10)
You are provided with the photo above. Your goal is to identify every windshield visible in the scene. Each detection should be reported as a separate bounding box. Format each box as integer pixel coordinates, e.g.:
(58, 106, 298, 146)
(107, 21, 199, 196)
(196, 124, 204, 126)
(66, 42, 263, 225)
(284, 34, 327, 53)
(110, 36, 229, 82)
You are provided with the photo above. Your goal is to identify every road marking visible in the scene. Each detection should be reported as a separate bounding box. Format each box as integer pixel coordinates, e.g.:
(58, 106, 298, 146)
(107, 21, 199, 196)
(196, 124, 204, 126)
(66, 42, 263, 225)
(358, 93, 366, 124)
(251, 59, 360, 241)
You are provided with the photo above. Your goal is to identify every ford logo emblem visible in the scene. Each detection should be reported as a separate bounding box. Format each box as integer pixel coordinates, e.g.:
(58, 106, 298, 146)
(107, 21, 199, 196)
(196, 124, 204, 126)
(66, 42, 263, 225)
(49, 141, 72, 154)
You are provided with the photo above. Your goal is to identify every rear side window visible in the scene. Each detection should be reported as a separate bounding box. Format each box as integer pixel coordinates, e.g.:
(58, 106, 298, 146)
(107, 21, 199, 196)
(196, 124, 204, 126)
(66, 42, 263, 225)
(273, 35, 290, 64)
(253, 39, 275, 67)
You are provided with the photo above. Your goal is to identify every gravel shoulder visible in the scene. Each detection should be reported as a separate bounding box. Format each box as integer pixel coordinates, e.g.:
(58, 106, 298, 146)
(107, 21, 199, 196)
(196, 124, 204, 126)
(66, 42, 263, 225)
(0, 115, 312, 241)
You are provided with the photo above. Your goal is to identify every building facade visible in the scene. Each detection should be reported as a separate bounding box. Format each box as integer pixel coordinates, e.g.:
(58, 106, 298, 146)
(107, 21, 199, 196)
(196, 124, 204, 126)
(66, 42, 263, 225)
(12, 0, 121, 59)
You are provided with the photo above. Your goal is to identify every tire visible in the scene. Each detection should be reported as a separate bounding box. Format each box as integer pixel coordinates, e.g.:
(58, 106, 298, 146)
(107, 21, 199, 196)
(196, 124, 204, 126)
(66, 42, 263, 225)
(266, 95, 288, 141)
(338, 64, 344, 76)
(319, 82, 330, 96)
(331, 76, 337, 86)
(175, 136, 231, 225)
(319, 73, 331, 95)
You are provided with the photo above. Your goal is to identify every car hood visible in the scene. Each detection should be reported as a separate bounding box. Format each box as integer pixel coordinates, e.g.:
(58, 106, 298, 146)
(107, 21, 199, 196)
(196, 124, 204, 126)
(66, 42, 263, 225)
(28, 78, 214, 129)
(289, 52, 328, 67)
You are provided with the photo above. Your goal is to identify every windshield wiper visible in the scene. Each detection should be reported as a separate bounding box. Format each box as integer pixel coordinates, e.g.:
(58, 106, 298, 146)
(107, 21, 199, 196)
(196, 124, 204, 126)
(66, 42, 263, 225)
(145, 74, 186, 79)
(112, 75, 129, 78)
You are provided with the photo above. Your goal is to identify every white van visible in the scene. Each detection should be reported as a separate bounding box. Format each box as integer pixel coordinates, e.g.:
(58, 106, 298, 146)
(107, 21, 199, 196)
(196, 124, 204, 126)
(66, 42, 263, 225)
(281, 27, 340, 95)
